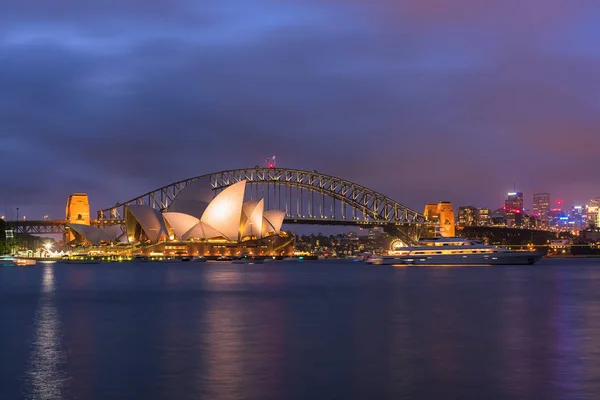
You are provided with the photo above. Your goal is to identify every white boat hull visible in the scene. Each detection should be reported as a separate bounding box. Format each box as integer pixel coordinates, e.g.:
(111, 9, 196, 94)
(377, 251, 545, 266)
(1, 257, 37, 266)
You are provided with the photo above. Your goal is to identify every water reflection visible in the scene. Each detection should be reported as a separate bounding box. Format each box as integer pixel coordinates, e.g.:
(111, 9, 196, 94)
(202, 296, 246, 398)
(553, 267, 600, 397)
(426, 269, 462, 382)
(26, 265, 66, 400)
(7, 260, 600, 400)
(67, 267, 92, 288)
(200, 268, 285, 399)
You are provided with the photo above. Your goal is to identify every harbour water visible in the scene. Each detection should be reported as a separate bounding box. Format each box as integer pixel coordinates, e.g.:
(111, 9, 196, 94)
(2, 259, 600, 399)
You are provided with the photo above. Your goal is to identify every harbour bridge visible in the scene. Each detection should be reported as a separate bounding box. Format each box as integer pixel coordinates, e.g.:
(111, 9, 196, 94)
(5, 168, 429, 244)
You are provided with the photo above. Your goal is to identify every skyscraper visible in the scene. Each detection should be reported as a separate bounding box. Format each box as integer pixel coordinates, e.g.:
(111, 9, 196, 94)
(586, 198, 600, 228)
(505, 192, 523, 213)
(533, 193, 550, 217)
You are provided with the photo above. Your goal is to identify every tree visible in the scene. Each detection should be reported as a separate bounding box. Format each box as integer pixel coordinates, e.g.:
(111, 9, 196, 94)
(0, 219, 8, 255)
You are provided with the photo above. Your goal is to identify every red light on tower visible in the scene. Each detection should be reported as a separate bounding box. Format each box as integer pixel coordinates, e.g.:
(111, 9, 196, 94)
(265, 156, 276, 168)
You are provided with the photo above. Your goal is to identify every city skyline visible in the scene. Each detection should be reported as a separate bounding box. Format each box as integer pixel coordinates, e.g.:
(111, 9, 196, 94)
(2, 1, 600, 219)
(1, 175, 597, 222)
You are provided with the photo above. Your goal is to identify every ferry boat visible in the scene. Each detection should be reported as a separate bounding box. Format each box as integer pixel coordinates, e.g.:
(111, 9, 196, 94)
(372, 237, 545, 266)
(1, 256, 36, 267)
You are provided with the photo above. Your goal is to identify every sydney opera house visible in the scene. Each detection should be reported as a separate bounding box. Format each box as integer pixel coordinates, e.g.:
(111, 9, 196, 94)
(66, 180, 294, 257)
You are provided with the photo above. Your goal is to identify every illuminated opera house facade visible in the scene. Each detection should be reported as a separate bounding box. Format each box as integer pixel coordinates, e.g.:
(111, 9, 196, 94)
(67, 180, 294, 257)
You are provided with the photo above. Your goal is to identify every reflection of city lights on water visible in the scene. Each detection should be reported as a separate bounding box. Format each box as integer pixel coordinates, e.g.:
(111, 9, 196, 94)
(202, 298, 245, 399)
(207, 271, 245, 284)
(26, 265, 67, 400)
(41, 265, 55, 292)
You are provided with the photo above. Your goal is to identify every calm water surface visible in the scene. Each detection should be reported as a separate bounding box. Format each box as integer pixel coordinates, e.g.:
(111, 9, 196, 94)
(2, 259, 600, 399)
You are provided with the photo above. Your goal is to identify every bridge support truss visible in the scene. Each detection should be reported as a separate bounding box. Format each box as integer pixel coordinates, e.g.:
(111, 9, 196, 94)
(97, 168, 427, 244)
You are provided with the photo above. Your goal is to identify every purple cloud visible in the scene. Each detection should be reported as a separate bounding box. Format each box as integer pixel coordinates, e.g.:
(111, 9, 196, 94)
(1, 0, 600, 220)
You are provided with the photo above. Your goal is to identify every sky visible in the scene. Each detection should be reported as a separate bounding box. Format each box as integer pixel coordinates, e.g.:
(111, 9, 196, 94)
(2, 0, 600, 220)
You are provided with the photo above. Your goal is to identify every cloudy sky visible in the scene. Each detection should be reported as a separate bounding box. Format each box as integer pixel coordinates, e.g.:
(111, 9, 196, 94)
(2, 0, 600, 220)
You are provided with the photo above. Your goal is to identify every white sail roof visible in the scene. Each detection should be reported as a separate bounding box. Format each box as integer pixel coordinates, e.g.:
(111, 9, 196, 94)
(183, 221, 226, 240)
(168, 177, 213, 218)
(241, 199, 264, 238)
(126, 205, 170, 243)
(199, 180, 246, 241)
(163, 212, 199, 240)
(102, 225, 124, 241)
(67, 224, 118, 246)
(78, 180, 288, 246)
(263, 210, 285, 235)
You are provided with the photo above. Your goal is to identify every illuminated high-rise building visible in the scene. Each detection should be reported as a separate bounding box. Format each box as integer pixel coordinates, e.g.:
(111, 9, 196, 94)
(569, 206, 585, 230)
(532, 193, 550, 217)
(586, 197, 600, 228)
(458, 206, 478, 226)
(505, 192, 523, 213)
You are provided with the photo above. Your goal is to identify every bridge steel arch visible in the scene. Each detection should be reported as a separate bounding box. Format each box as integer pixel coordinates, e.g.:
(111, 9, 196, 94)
(97, 168, 426, 242)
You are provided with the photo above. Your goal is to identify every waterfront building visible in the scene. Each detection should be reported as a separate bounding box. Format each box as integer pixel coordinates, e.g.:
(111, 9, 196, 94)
(458, 206, 478, 226)
(67, 180, 293, 257)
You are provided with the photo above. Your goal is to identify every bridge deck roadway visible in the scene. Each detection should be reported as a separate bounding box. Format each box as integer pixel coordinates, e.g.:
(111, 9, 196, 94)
(3, 219, 123, 234)
(3, 218, 415, 234)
